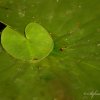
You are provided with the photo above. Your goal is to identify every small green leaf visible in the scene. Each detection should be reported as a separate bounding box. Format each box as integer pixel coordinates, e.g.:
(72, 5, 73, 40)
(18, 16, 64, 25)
(1, 22, 54, 63)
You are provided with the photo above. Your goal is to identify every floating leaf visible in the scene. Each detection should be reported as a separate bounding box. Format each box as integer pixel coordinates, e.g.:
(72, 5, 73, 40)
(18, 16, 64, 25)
(1, 23, 54, 63)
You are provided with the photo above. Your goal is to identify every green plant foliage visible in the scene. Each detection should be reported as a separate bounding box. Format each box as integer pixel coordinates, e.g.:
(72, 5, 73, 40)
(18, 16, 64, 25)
(1, 22, 54, 63)
(0, 0, 100, 100)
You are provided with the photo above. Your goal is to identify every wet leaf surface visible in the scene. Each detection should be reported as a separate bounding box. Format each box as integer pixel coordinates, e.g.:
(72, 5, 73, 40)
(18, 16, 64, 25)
(0, 0, 100, 100)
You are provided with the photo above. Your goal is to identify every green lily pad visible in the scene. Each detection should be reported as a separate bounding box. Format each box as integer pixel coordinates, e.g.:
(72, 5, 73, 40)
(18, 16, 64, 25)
(1, 22, 54, 63)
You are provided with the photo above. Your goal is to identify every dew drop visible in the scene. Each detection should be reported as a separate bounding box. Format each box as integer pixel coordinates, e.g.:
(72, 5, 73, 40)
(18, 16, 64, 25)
(17, 67, 22, 72)
(50, 33, 52, 35)
(32, 97, 38, 100)
(69, 31, 73, 34)
(81, 56, 86, 59)
(48, 15, 53, 22)
(97, 28, 100, 32)
(56, 0, 59, 3)
(32, 16, 35, 19)
(87, 40, 90, 42)
(6, 14, 9, 18)
(23, 0, 26, 2)
(18, 9, 25, 17)
(65, 10, 73, 15)
(65, 38, 68, 41)
(54, 98, 57, 100)
(9, 0, 13, 4)
(32, 4, 34, 7)
(78, 5, 82, 8)
(97, 43, 100, 47)
(14, 78, 22, 83)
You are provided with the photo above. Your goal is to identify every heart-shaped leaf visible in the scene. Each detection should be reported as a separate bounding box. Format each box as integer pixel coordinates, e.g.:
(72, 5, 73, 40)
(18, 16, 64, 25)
(1, 22, 54, 62)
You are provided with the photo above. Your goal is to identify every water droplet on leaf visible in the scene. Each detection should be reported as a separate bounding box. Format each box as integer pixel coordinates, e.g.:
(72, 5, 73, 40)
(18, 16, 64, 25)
(97, 43, 100, 47)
